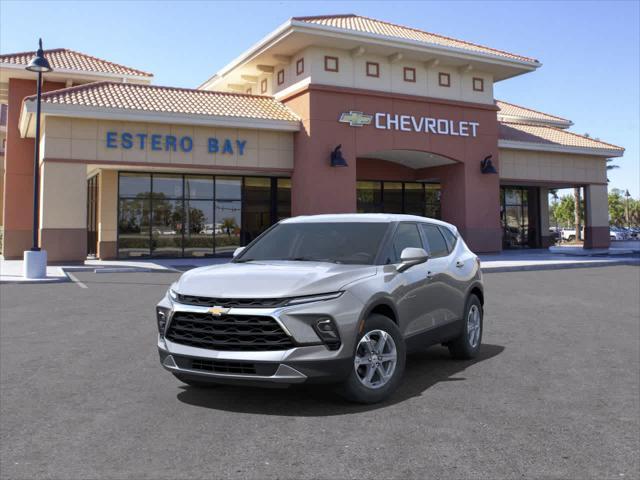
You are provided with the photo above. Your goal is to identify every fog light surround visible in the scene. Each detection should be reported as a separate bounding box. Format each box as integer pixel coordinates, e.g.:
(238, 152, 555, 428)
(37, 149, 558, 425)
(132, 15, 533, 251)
(156, 307, 171, 336)
(314, 318, 341, 350)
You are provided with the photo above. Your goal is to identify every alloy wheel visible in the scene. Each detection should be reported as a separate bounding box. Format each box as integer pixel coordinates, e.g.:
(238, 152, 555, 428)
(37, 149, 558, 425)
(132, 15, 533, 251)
(354, 330, 397, 389)
(467, 304, 481, 348)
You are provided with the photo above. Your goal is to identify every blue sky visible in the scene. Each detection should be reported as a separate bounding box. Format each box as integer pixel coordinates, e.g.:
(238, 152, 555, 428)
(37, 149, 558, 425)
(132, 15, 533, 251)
(1, 0, 638, 197)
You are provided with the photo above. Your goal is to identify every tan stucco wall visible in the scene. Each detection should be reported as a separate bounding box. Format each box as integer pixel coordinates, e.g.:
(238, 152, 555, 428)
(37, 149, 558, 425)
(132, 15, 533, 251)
(585, 184, 609, 228)
(42, 117, 294, 170)
(40, 161, 86, 229)
(272, 46, 494, 104)
(499, 149, 607, 184)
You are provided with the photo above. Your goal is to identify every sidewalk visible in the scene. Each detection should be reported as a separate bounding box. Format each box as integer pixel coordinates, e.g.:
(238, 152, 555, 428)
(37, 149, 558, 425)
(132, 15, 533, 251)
(2, 249, 638, 283)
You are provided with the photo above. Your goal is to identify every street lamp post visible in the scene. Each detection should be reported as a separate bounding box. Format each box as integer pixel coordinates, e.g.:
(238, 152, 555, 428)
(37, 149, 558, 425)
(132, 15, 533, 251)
(23, 39, 52, 279)
(624, 189, 631, 229)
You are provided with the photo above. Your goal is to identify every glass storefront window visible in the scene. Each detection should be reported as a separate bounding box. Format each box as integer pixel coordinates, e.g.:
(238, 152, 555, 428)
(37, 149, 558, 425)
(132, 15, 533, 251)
(117, 173, 288, 258)
(184, 199, 214, 257)
(243, 177, 272, 244)
(404, 183, 424, 216)
(383, 182, 403, 214)
(357, 180, 441, 219)
(357, 181, 382, 213)
(501, 186, 538, 248)
(118, 197, 151, 257)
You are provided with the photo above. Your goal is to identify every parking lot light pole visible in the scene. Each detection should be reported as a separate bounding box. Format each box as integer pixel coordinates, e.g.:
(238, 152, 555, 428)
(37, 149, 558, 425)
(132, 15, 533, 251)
(624, 190, 631, 229)
(23, 39, 52, 279)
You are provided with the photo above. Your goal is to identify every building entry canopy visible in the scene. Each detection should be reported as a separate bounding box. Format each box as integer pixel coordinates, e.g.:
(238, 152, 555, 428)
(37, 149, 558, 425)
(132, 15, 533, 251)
(359, 149, 456, 169)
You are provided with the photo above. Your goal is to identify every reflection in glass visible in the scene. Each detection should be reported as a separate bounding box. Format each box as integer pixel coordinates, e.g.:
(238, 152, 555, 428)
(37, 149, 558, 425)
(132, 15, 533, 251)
(277, 178, 291, 220)
(425, 184, 442, 219)
(153, 174, 183, 198)
(119, 173, 151, 197)
(357, 181, 382, 213)
(118, 198, 150, 257)
(243, 177, 271, 244)
(216, 177, 241, 199)
(185, 176, 214, 200)
(184, 200, 214, 257)
(383, 182, 403, 214)
(151, 198, 184, 257)
(404, 183, 424, 216)
(215, 200, 241, 254)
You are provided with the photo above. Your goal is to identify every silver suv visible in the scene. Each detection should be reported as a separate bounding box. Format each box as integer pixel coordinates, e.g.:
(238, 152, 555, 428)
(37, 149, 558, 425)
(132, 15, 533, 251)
(157, 214, 484, 403)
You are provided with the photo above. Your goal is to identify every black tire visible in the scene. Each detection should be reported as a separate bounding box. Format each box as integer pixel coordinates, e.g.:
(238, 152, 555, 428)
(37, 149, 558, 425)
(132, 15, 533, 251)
(567, 235, 575, 242)
(337, 314, 406, 404)
(172, 372, 219, 388)
(448, 294, 483, 360)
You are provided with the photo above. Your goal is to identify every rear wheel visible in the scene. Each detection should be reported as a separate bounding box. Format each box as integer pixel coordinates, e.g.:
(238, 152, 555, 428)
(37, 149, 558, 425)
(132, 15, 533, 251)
(448, 294, 483, 360)
(338, 314, 406, 404)
(172, 372, 219, 388)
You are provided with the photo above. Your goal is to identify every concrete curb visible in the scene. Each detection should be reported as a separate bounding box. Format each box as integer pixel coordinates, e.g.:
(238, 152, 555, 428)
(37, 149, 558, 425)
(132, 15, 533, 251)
(482, 259, 640, 273)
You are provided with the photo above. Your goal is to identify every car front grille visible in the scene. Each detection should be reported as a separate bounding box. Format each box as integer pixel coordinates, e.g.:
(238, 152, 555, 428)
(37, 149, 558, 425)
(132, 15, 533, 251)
(166, 312, 295, 351)
(191, 358, 256, 374)
(176, 294, 289, 308)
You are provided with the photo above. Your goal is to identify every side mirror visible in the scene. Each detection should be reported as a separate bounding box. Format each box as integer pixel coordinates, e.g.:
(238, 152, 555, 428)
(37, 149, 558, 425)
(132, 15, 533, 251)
(233, 247, 245, 258)
(397, 247, 429, 272)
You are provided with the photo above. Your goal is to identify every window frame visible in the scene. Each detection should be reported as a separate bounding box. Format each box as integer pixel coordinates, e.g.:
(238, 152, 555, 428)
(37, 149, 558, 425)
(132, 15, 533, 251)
(403, 67, 416, 83)
(277, 69, 284, 85)
(366, 61, 380, 78)
(472, 77, 484, 92)
(324, 55, 339, 72)
(260, 78, 268, 94)
(296, 58, 304, 76)
(438, 72, 451, 87)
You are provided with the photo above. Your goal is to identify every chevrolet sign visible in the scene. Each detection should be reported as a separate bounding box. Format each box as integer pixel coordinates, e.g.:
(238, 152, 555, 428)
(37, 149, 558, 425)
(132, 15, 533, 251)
(339, 111, 480, 137)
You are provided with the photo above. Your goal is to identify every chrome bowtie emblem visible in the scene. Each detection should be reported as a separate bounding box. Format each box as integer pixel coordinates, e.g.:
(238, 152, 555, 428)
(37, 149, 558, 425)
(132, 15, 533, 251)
(339, 111, 373, 127)
(208, 306, 230, 316)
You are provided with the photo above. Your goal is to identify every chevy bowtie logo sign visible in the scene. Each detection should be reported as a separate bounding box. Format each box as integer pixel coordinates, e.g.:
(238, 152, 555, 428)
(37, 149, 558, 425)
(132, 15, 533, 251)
(208, 306, 230, 316)
(338, 111, 374, 127)
(338, 111, 480, 137)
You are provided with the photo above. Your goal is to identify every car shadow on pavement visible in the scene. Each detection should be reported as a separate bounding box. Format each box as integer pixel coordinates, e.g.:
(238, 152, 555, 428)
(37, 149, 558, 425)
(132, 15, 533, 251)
(176, 343, 504, 415)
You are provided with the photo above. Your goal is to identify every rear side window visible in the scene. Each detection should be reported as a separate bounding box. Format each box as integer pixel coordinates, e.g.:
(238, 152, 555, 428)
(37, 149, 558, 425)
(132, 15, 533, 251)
(390, 223, 423, 263)
(421, 224, 449, 258)
(438, 226, 458, 252)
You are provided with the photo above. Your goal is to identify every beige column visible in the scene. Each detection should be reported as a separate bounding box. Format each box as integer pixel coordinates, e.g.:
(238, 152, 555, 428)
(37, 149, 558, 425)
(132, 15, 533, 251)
(539, 188, 552, 247)
(98, 170, 118, 259)
(39, 161, 87, 261)
(584, 184, 610, 249)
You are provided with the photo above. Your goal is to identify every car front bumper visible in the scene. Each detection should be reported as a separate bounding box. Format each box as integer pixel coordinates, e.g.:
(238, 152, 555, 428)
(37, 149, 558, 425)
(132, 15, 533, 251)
(157, 290, 364, 385)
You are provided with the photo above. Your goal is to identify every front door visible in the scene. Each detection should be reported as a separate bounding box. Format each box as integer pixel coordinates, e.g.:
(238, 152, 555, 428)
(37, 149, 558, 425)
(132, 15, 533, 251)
(87, 175, 99, 257)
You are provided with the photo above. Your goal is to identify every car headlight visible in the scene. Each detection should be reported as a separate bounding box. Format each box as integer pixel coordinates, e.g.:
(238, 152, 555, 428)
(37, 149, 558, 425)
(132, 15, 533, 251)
(168, 284, 179, 302)
(286, 291, 343, 306)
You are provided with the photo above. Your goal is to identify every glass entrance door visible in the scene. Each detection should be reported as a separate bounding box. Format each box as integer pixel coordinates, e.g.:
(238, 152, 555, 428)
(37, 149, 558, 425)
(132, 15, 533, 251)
(86, 175, 99, 257)
(500, 186, 540, 248)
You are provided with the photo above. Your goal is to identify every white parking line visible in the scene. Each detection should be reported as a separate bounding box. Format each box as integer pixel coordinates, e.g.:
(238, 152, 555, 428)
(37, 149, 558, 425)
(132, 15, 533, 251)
(66, 272, 88, 289)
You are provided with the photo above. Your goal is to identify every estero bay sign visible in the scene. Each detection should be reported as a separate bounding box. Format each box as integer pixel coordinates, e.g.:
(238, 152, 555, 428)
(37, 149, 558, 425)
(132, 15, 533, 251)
(105, 131, 248, 155)
(339, 111, 480, 137)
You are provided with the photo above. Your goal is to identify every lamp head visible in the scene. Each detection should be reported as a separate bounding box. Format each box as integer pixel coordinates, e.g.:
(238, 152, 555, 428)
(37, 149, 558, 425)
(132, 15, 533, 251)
(330, 144, 348, 167)
(26, 39, 53, 73)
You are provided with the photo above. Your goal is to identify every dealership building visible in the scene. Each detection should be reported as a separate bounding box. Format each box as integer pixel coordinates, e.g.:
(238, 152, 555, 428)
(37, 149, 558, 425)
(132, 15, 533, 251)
(0, 14, 624, 261)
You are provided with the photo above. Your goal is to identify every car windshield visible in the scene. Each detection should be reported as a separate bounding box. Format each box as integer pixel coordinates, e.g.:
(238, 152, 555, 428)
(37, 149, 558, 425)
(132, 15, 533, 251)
(236, 222, 390, 265)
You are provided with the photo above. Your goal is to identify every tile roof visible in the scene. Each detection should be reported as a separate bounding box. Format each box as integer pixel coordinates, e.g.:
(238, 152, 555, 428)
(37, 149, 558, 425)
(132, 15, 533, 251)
(499, 122, 624, 154)
(27, 81, 299, 122)
(496, 100, 571, 126)
(0, 48, 152, 78)
(293, 14, 538, 64)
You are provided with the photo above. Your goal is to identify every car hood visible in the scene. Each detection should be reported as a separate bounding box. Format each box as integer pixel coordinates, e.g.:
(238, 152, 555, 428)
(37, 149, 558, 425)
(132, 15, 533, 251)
(175, 261, 378, 299)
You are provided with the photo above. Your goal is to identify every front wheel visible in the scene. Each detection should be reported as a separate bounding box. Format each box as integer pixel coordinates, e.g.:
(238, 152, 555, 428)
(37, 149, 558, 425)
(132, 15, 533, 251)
(448, 294, 483, 360)
(337, 314, 406, 404)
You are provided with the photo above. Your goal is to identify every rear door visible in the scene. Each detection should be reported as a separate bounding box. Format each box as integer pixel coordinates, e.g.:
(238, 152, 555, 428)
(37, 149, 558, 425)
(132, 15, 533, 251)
(388, 222, 434, 336)
(419, 223, 461, 327)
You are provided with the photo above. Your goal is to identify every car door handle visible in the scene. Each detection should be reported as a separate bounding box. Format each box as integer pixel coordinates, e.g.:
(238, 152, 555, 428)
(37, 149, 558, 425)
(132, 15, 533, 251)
(455, 260, 465, 268)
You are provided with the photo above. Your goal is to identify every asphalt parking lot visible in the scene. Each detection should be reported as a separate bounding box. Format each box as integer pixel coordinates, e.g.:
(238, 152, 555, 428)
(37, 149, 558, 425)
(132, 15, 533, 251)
(1, 266, 638, 480)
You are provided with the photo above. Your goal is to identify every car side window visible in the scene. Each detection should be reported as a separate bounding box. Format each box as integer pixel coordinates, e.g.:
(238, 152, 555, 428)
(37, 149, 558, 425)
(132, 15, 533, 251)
(390, 223, 423, 263)
(438, 226, 458, 253)
(421, 224, 449, 258)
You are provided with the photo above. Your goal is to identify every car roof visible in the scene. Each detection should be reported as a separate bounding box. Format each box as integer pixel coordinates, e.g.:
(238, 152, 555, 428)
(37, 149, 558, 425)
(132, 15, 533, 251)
(281, 213, 457, 231)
